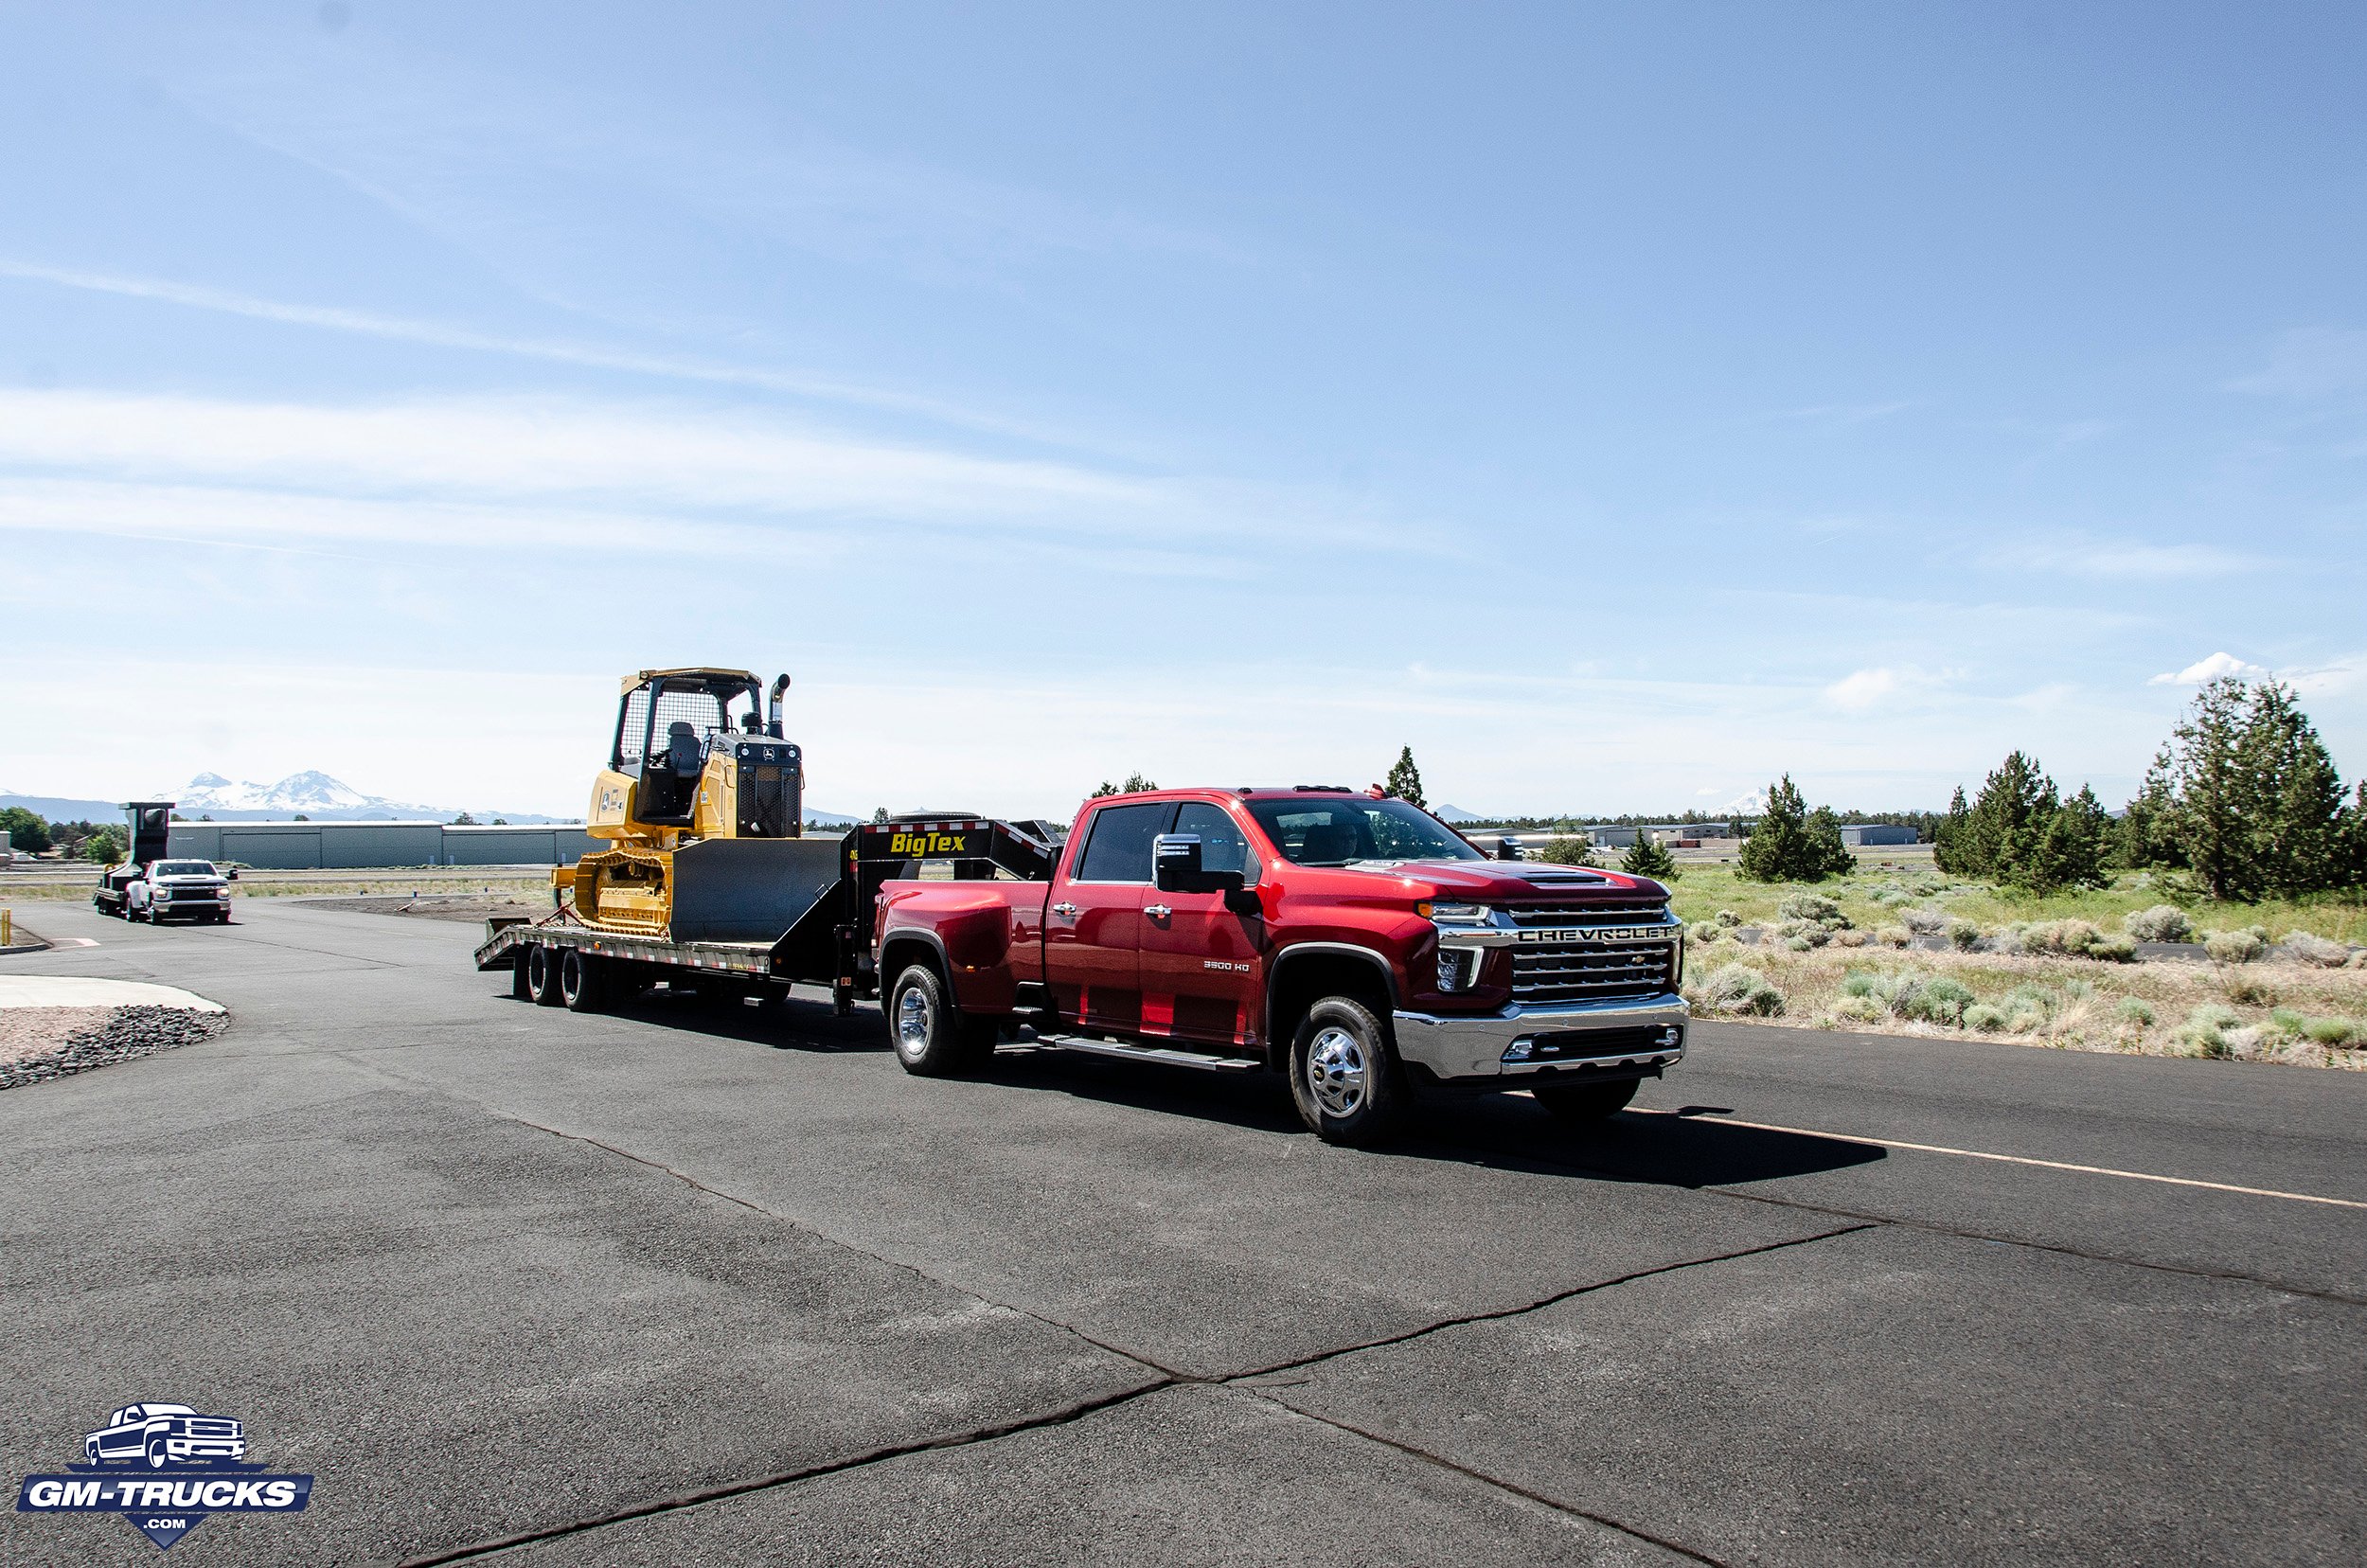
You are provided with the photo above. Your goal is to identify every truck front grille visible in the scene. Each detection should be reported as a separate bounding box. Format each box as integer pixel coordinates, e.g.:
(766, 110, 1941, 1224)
(1506, 900, 1669, 926)
(1511, 940, 1676, 1002)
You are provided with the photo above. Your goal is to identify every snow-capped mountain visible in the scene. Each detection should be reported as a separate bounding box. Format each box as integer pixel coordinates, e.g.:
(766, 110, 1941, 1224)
(177, 771, 386, 814)
(154, 772, 572, 824)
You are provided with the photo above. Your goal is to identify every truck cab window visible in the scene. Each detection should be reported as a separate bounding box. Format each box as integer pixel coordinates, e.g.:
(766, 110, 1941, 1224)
(1075, 802, 1175, 882)
(1171, 803, 1257, 882)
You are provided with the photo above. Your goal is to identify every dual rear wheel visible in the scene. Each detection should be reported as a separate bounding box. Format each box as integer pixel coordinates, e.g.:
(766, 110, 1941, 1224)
(521, 945, 605, 1011)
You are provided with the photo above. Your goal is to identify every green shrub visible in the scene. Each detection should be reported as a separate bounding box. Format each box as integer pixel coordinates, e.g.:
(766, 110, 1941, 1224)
(2203, 927, 2269, 964)
(1963, 1004, 2008, 1032)
(2269, 1007, 2308, 1037)
(1875, 925, 1912, 947)
(2303, 1017, 2359, 1047)
(1899, 906, 1949, 935)
(2115, 997, 2156, 1027)
(1698, 963, 1785, 1016)
(2173, 1004, 2241, 1058)
(2280, 932, 2349, 968)
(1905, 975, 1975, 1025)
(1947, 920, 1984, 951)
(1539, 835, 1593, 866)
(1833, 994, 1886, 1025)
(1777, 893, 1844, 925)
(2124, 905, 2192, 943)
(1714, 909, 1741, 927)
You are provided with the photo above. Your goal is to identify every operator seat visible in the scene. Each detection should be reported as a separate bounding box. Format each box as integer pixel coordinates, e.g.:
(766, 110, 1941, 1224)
(666, 722, 703, 777)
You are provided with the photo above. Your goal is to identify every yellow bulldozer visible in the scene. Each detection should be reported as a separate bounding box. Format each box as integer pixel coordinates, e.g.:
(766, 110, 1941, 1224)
(558, 668, 843, 942)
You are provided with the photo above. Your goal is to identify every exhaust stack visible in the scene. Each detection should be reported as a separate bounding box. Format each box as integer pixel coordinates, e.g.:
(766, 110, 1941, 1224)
(768, 673, 791, 739)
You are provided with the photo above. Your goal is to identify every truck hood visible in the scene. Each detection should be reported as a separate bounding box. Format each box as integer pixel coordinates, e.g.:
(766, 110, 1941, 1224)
(1326, 860, 1668, 903)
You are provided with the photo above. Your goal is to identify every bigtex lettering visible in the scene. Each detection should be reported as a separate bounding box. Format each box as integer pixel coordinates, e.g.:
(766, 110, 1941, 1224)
(21, 1476, 308, 1510)
(887, 831, 969, 856)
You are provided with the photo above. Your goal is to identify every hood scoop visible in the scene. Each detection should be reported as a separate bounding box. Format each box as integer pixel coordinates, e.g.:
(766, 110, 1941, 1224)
(1513, 867, 1608, 883)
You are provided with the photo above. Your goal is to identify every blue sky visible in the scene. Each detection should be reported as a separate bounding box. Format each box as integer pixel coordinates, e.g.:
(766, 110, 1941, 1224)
(2, 2, 2360, 820)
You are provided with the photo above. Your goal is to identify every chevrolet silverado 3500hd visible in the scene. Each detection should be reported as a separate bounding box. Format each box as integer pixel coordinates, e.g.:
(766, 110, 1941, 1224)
(876, 786, 1685, 1144)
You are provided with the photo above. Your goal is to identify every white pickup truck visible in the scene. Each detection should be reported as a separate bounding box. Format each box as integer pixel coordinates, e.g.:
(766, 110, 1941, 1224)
(84, 1403, 247, 1469)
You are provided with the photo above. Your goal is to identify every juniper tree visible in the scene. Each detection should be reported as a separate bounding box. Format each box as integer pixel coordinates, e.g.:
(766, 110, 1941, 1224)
(1738, 775, 1853, 882)
(1621, 829, 1680, 881)
(1384, 746, 1426, 810)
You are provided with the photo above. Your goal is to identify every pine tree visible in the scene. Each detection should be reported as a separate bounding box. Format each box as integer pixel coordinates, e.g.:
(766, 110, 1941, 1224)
(1738, 776, 1852, 882)
(2247, 684, 2349, 898)
(1952, 751, 2056, 883)
(2028, 784, 2111, 893)
(1384, 746, 1426, 809)
(1931, 786, 1971, 875)
(1621, 829, 1679, 882)
(2161, 677, 2259, 900)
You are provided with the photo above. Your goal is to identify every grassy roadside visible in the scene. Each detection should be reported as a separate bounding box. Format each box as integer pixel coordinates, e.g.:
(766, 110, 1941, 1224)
(1664, 865, 2367, 1068)
(1662, 863, 2367, 946)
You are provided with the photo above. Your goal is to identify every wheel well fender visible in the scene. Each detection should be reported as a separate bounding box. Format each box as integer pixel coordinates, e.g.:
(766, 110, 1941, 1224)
(1264, 944, 1396, 1069)
(880, 929, 951, 990)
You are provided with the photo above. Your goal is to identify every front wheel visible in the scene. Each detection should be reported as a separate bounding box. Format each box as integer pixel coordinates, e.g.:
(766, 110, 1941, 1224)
(1289, 997, 1408, 1145)
(1531, 1078, 1639, 1122)
(145, 1437, 169, 1470)
(886, 964, 994, 1076)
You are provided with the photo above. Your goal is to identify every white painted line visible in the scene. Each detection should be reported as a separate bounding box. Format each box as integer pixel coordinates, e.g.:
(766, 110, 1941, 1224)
(1638, 1110, 2367, 1211)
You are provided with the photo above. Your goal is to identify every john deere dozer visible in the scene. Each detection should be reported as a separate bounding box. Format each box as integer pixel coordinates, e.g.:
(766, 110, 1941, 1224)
(559, 668, 842, 942)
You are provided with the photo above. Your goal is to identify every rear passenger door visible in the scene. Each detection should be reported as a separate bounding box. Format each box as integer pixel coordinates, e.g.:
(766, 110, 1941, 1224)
(1044, 801, 1174, 1033)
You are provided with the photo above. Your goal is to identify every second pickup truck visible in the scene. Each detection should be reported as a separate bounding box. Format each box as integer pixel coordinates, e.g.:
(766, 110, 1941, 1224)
(877, 786, 1686, 1143)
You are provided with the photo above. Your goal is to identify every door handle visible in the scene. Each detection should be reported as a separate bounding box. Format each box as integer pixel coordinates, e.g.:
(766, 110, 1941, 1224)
(1051, 902, 1079, 917)
(1144, 904, 1172, 918)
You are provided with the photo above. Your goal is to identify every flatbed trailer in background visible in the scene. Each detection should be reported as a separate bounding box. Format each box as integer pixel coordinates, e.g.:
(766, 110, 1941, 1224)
(472, 815, 1063, 1014)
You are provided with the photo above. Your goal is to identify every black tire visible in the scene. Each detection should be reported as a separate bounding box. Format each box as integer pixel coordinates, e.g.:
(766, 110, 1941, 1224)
(525, 945, 565, 1007)
(561, 948, 602, 1012)
(1288, 996, 1408, 1145)
(885, 963, 995, 1076)
(1532, 1078, 1639, 1123)
(511, 958, 534, 1002)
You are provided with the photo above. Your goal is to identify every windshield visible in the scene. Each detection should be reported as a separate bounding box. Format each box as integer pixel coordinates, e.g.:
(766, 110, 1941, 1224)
(153, 862, 216, 878)
(1246, 797, 1484, 866)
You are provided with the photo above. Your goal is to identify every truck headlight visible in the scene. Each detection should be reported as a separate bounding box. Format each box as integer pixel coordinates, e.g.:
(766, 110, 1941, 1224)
(1437, 947, 1476, 991)
(1419, 902, 1494, 927)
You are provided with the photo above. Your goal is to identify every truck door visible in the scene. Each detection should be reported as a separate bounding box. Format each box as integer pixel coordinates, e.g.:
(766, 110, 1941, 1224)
(1139, 801, 1265, 1049)
(1045, 800, 1174, 1032)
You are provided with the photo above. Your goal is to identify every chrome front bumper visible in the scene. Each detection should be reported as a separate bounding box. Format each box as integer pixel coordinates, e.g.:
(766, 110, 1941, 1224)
(1391, 992, 1688, 1083)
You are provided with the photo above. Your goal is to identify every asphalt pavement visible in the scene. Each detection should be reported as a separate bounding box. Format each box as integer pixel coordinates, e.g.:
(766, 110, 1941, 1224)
(2, 898, 2360, 1566)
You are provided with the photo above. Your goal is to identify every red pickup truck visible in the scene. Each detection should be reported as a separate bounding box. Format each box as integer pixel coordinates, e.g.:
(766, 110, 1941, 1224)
(874, 786, 1686, 1143)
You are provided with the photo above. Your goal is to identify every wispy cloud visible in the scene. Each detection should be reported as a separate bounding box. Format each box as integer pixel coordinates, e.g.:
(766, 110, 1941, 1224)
(2148, 651, 2269, 686)
(0, 259, 1079, 445)
(1989, 536, 2273, 580)
(2229, 327, 2367, 399)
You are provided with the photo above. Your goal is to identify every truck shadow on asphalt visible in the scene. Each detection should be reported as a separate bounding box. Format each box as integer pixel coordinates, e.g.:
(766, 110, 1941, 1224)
(976, 1048, 1886, 1191)
(507, 990, 1884, 1190)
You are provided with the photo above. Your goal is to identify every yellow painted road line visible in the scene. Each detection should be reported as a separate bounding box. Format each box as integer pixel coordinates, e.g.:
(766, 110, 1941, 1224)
(1637, 1110, 2367, 1211)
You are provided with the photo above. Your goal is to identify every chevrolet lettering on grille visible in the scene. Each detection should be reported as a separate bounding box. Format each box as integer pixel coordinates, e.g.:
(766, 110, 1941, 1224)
(1516, 924, 1681, 944)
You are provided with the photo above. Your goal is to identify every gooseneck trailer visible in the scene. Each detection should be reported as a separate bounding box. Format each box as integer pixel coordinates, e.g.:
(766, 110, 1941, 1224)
(472, 816, 1064, 1014)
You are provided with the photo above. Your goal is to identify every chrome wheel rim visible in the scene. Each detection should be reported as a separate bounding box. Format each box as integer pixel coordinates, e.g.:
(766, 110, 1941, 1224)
(1306, 1025, 1368, 1118)
(896, 986, 933, 1055)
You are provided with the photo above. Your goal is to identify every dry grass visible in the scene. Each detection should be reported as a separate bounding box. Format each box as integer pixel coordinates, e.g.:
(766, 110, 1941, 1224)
(1682, 938, 2367, 1069)
(1665, 864, 2367, 946)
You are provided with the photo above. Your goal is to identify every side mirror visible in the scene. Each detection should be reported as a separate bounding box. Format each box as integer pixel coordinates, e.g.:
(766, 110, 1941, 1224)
(1153, 834, 1248, 900)
(225, 867, 240, 882)
(1496, 837, 1522, 862)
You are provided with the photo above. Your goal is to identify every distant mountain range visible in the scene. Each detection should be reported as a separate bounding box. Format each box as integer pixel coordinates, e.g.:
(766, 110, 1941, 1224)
(2, 770, 863, 829)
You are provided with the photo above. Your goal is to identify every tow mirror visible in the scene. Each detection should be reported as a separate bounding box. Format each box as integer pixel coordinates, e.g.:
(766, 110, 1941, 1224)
(1496, 837, 1522, 861)
(1153, 833, 1254, 911)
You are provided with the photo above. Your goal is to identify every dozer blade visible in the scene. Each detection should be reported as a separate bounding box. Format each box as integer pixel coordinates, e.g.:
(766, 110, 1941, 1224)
(667, 837, 846, 944)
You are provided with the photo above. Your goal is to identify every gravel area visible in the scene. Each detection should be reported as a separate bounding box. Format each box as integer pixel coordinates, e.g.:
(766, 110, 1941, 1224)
(299, 894, 550, 923)
(0, 1005, 230, 1090)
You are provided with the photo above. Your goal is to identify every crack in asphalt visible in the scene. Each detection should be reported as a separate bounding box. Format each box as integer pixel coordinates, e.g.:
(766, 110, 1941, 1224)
(1233, 1392, 1732, 1567)
(385, 1099, 1867, 1566)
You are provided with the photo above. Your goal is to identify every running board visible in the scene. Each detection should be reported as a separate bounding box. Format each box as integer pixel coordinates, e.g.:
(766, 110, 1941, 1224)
(1032, 1033, 1267, 1074)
